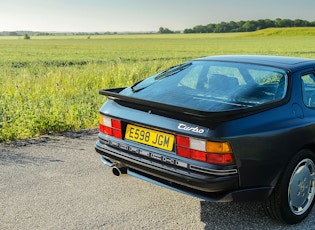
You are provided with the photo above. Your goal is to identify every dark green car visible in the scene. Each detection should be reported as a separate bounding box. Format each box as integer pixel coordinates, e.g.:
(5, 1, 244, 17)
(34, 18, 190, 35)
(95, 55, 315, 224)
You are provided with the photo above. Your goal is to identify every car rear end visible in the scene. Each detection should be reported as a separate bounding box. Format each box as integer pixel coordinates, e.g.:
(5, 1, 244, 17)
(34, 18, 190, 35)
(95, 56, 289, 201)
(95, 97, 239, 201)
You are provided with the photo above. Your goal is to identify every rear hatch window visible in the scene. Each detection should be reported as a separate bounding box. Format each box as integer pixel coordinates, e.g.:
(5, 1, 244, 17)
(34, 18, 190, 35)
(121, 61, 287, 112)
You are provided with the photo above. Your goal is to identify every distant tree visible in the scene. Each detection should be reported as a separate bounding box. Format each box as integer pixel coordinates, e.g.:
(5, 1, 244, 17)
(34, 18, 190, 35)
(158, 27, 164, 33)
(294, 19, 311, 27)
(183, 28, 194, 33)
(275, 18, 285, 27)
(263, 19, 275, 28)
(23, 34, 30, 40)
(158, 27, 174, 34)
(9, 32, 18, 36)
(192, 25, 206, 33)
(294, 19, 305, 27)
(242, 21, 257, 32)
(281, 19, 294, 27)
(228, 21, 238, 32)
(214, 22, 231, 33)
(237, 21, 246, 31)
(206, 23, 216, 33)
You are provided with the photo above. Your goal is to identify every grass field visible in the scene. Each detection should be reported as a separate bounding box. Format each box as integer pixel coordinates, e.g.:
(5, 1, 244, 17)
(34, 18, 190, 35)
(1, 28, 315, 141)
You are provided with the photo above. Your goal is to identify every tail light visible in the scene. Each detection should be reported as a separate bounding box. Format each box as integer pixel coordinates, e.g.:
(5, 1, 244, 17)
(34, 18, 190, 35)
(176, 135, 234, 165)
(99, 115, 122, 139)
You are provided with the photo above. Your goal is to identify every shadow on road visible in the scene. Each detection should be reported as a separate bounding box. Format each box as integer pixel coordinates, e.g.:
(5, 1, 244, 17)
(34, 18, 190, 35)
(200, 201, 303, 230)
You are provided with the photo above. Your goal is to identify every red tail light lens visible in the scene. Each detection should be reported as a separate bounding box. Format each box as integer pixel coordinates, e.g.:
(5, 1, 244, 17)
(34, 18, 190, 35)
(176, 134, 234, 165)
(207, 153, 234, 165)
(176, 136, 190, 147)
(191, 150, 207, 161)
(176, 146, 191, 158)
(99, 115, 122, 139)
(99, 125, 112, 136)
(111, 119, 121, 129)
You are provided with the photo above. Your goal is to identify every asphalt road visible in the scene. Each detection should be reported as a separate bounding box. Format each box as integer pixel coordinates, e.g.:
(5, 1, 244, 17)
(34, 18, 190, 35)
(1, 129, 315, 230)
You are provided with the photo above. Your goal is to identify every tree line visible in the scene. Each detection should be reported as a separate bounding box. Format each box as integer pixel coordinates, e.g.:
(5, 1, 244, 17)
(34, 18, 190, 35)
(2, 18, 315, 36)
(158, 18, 315, 34)
(184, 18, 315, 33)
(0, 31, 120, 36)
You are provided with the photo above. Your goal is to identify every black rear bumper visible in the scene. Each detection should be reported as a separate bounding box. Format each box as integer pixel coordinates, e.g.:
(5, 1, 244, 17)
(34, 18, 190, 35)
(95, 139, 273, 202)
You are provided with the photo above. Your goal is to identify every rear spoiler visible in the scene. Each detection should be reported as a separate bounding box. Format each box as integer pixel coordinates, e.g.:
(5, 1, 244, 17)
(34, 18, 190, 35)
(98, 88, 257, 122)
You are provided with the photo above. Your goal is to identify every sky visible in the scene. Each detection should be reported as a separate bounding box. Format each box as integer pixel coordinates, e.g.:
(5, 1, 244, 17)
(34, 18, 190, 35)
(1, 0, 315, 32)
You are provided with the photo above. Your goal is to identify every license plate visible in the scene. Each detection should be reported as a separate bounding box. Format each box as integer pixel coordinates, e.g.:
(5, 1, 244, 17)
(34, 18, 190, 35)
(125, 124, 174, 151)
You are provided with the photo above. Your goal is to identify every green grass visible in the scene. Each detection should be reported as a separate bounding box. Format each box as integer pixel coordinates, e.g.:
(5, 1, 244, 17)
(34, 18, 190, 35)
(1, 29, 315, 141)
(240, 27, 315, 37)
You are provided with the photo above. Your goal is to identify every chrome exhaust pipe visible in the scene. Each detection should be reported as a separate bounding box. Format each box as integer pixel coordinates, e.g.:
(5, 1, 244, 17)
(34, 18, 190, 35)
(100, 156, 116, 167)
(100, 156, 127, 177)
(112, 167, 127, 176)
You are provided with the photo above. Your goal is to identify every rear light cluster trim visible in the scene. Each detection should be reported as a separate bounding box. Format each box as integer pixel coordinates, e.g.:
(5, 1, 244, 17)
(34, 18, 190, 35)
(175, 136, 234, 165)
(99, 115, 122, 139)
(99, 115, 235, 166)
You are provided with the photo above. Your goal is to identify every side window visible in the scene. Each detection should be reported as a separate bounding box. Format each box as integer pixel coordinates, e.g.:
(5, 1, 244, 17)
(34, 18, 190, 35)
(301, 73, 315, 107)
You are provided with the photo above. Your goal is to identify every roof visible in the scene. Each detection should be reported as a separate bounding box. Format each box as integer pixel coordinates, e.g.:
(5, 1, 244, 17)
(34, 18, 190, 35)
(195, 55, 315, 72)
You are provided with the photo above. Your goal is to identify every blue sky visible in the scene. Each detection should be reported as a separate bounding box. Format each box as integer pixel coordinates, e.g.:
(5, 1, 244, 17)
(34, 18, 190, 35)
(1, 0, 315, 32)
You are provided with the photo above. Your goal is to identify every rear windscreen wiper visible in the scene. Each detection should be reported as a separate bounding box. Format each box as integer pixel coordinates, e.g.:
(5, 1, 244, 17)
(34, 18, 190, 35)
(131, 62, 192, 93)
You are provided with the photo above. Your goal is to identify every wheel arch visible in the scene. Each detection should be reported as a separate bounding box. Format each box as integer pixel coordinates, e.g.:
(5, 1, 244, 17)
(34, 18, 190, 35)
(264, 148, 315, 224)
(301, 144, 315, 156)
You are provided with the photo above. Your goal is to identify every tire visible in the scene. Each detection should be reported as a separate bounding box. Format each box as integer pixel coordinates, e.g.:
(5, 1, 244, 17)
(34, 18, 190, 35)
(264, 149, 315, 224)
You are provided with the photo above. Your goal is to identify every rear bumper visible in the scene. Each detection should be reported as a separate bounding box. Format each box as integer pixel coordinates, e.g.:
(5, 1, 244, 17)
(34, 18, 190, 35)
(95, 138, 273, 202)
